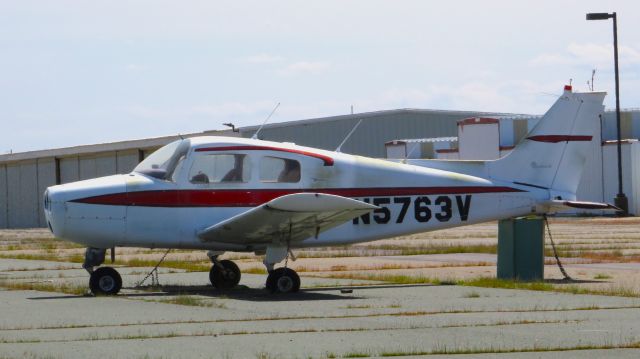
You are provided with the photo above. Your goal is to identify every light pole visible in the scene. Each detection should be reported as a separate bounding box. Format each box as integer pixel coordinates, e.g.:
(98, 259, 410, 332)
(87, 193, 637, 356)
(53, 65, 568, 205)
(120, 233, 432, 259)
(586, 12, 628, 215)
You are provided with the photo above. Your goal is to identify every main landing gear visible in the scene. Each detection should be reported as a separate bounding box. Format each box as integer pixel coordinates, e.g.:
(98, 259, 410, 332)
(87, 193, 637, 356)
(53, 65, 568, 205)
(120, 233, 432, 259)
(266, 268, 300, 293)
(83, 247, 122, 296)
(263, 246, 300, 294)
(207, 247, 301, 294)
(207, 251, 241, 289)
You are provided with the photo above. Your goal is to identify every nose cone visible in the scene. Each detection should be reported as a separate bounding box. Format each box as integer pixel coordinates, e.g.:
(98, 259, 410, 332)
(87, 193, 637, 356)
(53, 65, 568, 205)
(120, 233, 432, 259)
(44, 175, 127, 238)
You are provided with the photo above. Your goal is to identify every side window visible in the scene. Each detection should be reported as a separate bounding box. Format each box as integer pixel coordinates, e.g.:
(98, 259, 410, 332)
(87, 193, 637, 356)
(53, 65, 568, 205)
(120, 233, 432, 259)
(189, 154, 251, 184)
(260, 157, 300, 183)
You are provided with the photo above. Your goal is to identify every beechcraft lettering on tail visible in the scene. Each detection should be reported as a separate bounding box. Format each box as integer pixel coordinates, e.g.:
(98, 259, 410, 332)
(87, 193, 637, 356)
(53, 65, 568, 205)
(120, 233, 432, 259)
(44, 86, 618, 295)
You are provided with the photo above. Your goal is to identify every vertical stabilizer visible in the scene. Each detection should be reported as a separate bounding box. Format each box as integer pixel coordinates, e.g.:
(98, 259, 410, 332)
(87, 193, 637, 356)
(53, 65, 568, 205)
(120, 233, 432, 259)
(488, 87, 605, 197)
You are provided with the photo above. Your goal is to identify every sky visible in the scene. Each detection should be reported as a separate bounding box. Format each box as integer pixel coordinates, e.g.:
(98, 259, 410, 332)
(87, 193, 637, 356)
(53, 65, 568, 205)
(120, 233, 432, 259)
(1, 0, 639, 153)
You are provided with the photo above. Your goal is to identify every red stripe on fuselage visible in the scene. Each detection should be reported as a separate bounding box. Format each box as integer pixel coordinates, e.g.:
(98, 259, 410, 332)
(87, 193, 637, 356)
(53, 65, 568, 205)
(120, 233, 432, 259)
(70, 187, 525, 207)
(527, 135, 592, 143)
(195, 145, 334, 166)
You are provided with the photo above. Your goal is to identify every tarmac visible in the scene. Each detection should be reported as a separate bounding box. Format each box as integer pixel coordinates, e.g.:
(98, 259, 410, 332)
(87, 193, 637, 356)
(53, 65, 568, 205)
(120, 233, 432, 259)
(2, 258, 640, 358)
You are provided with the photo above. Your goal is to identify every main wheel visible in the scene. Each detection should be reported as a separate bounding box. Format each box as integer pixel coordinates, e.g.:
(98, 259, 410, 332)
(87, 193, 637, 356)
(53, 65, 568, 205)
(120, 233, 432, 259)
(89, 267, 122, 295)
(266, 268, 300, 293)
(209, 260, 241, 289)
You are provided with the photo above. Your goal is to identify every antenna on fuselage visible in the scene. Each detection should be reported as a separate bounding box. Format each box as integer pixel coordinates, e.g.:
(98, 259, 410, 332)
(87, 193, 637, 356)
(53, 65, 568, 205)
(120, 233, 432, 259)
(252, 102, 280, 140)
(335, 118, 363, 153)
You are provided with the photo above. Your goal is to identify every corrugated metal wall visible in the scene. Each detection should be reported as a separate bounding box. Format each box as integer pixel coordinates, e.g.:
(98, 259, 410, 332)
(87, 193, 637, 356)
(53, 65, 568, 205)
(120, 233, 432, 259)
(0, 150, 149, 229)
(601, 111, 638, 141)
(0, 164, 7, 228)
(6, 161, 39, 228)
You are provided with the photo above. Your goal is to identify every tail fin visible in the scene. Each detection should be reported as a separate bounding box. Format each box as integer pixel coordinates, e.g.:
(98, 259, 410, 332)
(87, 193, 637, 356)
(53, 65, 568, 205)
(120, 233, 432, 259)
(488, 87, 605, 198)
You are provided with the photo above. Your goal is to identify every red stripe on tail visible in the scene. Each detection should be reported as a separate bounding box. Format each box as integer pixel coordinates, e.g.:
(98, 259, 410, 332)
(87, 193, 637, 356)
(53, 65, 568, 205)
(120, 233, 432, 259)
(527, 135, 592, 143)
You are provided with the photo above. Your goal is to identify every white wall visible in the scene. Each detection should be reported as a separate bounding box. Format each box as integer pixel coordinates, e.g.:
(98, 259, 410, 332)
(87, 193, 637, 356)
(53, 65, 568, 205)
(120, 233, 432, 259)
(385, 144, 406, 159)
(602, 142, 638, 215)
(435, 150, 459, 160)
(458, 122, 500, 160)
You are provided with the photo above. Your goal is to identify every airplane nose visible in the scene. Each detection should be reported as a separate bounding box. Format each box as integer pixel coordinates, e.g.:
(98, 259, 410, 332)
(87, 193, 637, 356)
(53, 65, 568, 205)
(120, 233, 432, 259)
(43, 175, 128, 240)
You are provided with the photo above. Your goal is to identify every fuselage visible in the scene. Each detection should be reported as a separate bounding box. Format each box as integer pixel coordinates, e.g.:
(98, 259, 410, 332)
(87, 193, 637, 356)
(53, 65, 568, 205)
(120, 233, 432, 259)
(44, 136, 546, 251)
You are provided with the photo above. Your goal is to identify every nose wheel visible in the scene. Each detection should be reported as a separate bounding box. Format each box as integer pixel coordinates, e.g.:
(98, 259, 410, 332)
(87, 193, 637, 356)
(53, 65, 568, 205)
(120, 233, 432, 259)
(209, 259, 241, 289)
(89, 267, 122, 295)
(266, 268, 300, 293)
(83, 247, 122, 296)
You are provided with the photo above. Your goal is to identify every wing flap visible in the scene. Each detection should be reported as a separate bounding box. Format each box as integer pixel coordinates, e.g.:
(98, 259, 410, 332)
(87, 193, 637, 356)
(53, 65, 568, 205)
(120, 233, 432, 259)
(543, 200, 620, 212)
(198, 193, 377, 244)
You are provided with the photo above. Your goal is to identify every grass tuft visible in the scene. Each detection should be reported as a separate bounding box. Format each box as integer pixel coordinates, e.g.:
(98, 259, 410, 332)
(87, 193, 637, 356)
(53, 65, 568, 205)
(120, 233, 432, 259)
(153, 295, 227, 308)
(594, 273, 612, 280)
(462, 290, 481, 298)
(343, 352, 371, 358)
(0, 279, 86, 295)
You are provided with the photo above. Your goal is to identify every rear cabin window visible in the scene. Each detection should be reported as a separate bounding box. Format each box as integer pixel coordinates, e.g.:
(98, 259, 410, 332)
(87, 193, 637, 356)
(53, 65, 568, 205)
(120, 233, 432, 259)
(260, 157, 300, 183)
(189, 154, 251, 184)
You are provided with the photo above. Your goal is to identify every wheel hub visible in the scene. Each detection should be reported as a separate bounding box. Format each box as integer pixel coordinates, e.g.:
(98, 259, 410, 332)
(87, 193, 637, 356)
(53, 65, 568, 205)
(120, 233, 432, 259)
(223, 270, 237, 281)
(98, 276, 115, 292)
(276, 276, 293, 292)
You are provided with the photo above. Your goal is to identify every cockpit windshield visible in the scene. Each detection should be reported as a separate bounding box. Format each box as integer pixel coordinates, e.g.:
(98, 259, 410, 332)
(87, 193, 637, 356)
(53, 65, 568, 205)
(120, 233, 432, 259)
(134, 139, 191, 181)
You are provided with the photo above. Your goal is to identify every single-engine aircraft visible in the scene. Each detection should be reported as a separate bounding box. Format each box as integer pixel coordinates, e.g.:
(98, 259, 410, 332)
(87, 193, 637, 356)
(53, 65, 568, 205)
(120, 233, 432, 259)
(44, 86, 616, 295)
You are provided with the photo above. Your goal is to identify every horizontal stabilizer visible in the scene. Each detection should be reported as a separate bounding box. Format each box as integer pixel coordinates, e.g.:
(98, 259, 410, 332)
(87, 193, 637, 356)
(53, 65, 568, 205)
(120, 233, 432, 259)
(198, 193, 377, 244)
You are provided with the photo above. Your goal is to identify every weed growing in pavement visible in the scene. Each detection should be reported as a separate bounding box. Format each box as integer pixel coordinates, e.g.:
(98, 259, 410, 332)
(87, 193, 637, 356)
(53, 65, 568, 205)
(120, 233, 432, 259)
(462, 290, 481, 298)
(594, 273, 612, 279)
(150, 295, 228, 309)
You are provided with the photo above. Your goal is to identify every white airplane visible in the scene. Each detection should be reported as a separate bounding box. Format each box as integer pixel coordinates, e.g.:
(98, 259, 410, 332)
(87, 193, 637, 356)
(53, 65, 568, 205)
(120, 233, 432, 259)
(44, 86, 615, 295)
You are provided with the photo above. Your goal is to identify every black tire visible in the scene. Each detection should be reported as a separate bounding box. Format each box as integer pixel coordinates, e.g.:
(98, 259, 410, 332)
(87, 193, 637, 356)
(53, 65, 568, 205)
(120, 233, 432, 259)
(266, 268, 300, 293)
(89, 267, 122, 296)
(209, 260, 241, 289)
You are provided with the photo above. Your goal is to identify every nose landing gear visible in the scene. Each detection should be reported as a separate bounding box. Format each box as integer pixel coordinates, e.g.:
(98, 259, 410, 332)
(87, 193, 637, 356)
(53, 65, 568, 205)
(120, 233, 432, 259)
(89, 266, 122, 295)
(209, 259, 241, 289)
(207, 251, 241, 289)
(83, 247, 122, 296)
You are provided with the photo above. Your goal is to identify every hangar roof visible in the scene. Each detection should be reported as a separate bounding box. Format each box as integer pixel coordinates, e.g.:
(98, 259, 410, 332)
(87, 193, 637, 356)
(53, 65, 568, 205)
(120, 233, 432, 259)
(0, 130, 233, 163)
(240, 108, 529, 132)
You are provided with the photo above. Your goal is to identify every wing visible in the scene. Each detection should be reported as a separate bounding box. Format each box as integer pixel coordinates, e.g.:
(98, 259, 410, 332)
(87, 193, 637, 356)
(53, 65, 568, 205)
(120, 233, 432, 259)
(198, 193, 378, 244)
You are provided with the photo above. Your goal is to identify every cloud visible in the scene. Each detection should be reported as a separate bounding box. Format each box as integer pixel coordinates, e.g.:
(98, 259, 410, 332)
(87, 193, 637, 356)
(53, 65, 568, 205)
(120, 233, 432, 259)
(277, 61, 331, 76)
(529, 43, 640, 68)
(242, 53, 284, 64)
